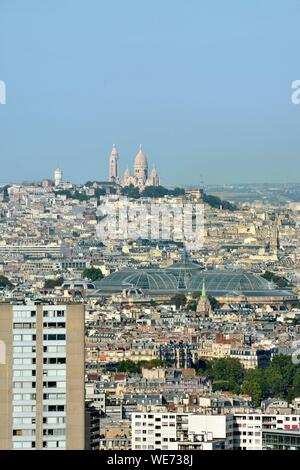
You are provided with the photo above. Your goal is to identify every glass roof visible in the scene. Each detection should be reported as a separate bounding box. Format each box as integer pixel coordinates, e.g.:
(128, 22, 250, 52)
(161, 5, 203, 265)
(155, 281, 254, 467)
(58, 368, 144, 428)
(95, 268, 290, 296)
(187, 271, 274, 292)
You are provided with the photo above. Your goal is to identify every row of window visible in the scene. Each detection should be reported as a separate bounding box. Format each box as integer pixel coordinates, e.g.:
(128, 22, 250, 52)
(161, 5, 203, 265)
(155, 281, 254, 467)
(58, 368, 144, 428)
(13, 311, 36, 319)
(43, 322, 66, 329)
(14, 346, 36, 353)
(43, 441, 65, 448)
(13, 311, 66, 319)
(13, 405, 36, 413)
(14, 323, 66, 330)
(43, 357, 66, 364)
(13, 358, 35, 365)
(43, 311, 65, 318)
(43, 334, 66, 341)
(13, 417, 36, 425)
(43, 405, 65, 412)
(13, 334, 36, 342)
(43, 417, 65, 424)
(43, 429, 65, 436)
(13, 429, 35, 437)
(13, 393, 36, 401)
(43, 381, 66, 388)
(43, 393, 66, 400)
(13, 370, 35, 377)
(13, 442, 35, 449)
(135, 437, 176, 442)
(43, 370, 66, 377)
(135, 422, 175, 428)
(134, 415, 176, 420)
(236, 416, 300, 422)
(13, 382, 36, 389)
(135, 445, 155, 450)
(12, 441, 66, 449)
(13, 323, 36, 329)
(44, 346, 66, 353)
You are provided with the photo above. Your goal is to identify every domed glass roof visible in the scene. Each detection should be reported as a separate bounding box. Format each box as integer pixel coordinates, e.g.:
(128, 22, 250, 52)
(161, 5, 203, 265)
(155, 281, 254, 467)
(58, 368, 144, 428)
(126, 271, 178, 290)
(94, 267, 296, 300)
(187, 271, 274, 293)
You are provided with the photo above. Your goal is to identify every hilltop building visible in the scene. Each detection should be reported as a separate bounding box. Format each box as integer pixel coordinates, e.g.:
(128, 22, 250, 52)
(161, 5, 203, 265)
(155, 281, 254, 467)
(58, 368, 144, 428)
(108, 144, 160, 189)
(54, 168, 62, 187)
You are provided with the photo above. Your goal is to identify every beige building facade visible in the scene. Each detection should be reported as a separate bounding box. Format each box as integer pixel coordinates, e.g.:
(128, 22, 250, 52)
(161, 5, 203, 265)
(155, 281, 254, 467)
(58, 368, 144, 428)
(0, 303, 85, 450)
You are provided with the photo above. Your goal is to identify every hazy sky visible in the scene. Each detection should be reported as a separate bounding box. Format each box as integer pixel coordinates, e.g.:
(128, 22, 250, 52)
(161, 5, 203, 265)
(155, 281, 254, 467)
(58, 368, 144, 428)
(1, 0, 300, 186)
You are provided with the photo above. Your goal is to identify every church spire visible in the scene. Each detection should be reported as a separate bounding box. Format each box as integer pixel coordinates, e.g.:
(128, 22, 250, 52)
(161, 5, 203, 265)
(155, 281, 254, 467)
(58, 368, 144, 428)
(109, 144, 119, 182)
(201, 279, 206, 297)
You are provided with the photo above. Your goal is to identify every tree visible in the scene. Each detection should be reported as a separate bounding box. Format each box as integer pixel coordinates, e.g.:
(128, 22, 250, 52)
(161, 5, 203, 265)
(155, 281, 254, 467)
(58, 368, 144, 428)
(243, 380, 263, 407)
(139, 359, 168, 369)
(195, 358, 209, 374)
(261, 271, 290, 288)
(116, 359, 168, 374)
(94, 188, 106, 198)
(290, 369, 300, 401)
(141, 186, 169, 198)
(266, 368, 284, 398)
(121, 185, 140, 199)
(267, 354, 296, 398)
(187, 300, 197, 311)
(0, 275, 13, 289)
(202, 193, 237, 211)
(83, 267, 103, 282)
(213, 380, 241, 394)
(170, 294, 187, 309)
(116, 360, 140, 374)
(209, 358, 245, 386)
(44, 277, 64, 289)
(169, 187, 185, 197)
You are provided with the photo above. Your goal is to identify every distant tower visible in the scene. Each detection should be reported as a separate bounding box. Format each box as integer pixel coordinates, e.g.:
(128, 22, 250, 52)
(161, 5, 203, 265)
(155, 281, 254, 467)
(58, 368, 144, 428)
(54, 168, 62, 187)
(147, 166, 160, 186)
(196, 280, 212, 318)
(134, 145, 148, 188)
(109, 144, 119, 182)
(123, 166, 132, 186)
(270, 217, 281, 257)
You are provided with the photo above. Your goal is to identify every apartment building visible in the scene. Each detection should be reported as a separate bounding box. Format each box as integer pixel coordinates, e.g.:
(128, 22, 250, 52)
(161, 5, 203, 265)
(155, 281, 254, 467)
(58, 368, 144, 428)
(262, 429, 300, 450)
(131, 412, 234, 450)
(0, 302, 85, 450)
(229, 348, 272, 369)
(233, 413, 300, 450)
(131, 412, 300, 451)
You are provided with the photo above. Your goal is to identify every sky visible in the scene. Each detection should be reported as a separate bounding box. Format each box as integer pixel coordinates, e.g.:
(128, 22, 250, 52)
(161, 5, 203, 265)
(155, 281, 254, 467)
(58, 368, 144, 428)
(0, 0, 300, 186)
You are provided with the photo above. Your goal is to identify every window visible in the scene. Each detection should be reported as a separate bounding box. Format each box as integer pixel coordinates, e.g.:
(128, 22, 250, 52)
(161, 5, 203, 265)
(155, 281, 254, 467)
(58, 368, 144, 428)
(43, 334, 66, 341)
(43, 381, 57, 388)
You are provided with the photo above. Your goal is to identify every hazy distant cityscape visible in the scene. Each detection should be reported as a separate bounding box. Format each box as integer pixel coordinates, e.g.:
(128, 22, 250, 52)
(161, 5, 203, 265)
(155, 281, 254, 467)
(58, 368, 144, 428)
(0, 144, 300, 451)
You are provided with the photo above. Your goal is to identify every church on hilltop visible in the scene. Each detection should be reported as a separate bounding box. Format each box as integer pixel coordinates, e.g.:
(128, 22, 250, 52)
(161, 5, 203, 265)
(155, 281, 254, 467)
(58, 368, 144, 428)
(108, 144, 160, 190)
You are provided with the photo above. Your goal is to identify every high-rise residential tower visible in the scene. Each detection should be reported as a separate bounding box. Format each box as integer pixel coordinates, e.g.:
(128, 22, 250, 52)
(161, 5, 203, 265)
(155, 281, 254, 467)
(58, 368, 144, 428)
(0, 302, 85, 450)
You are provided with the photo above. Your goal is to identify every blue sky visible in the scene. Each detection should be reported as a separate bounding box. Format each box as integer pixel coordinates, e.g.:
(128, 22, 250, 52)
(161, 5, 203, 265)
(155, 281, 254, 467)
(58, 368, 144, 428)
(0, 0, 300, 185)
